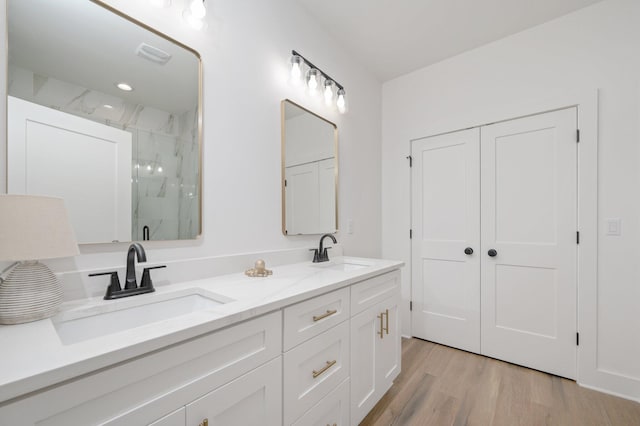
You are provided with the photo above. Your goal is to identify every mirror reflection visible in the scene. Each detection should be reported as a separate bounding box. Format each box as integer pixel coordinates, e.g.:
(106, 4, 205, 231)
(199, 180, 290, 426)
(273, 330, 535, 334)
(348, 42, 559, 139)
(6, 0, 201, 243)
(281, 100, 338, 235)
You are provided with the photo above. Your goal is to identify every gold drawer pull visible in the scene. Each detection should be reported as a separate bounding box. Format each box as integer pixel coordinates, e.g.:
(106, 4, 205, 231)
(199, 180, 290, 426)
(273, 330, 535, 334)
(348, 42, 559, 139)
(377, 312, 384, 339)
(199, 419, 208, 426)
(312, 360, 337, 378)
(384, 308, 390, 335)
(313, 309, 338, 322)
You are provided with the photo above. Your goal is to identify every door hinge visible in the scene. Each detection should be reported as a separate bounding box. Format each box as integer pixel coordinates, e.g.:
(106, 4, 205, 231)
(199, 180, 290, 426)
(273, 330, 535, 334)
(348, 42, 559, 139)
(406, 155, 413, 167)
(409, 229, 413, 239)
(410, 301, 413, 311)
(576, 231, 580, 244)
(576, 332, 580, 346)
(576, 129, 580, 143)
(284, 179, 287, 187)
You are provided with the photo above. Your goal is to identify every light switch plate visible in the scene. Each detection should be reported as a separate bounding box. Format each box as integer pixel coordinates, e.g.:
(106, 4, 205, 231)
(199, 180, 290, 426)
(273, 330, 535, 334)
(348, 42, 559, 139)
(605, 218, 621, 236)
(347, 219, 354, 234)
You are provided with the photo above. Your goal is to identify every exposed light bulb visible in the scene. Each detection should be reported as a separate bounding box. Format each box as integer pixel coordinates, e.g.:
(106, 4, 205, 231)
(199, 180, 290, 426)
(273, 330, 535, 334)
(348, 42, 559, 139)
(157, 166, 163, 173)
(324, 80, 334, 105)
(290, 55, 303, 84)
(189, 0, 206, 19)
(336, 89, 347, 114)
(307, 68, 320, 95)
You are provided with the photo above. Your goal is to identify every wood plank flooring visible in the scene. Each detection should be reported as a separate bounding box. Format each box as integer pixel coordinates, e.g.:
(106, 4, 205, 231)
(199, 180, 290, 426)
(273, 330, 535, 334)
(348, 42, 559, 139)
(361, 338, 640, 426)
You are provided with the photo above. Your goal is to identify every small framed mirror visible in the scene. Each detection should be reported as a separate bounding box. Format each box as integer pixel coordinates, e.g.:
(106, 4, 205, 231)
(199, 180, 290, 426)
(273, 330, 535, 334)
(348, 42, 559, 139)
(6, 0, 201, 244)
(281, 100, 338, 235)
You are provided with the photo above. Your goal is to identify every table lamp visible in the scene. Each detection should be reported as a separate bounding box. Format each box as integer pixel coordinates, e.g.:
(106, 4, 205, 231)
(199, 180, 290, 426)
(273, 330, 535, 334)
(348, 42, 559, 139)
(0, 195, 79, 325)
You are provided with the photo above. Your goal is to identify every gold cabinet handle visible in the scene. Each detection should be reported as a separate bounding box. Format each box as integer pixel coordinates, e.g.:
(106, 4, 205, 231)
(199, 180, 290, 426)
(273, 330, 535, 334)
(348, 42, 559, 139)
(384, 308, 390, 335)
(312, 360, 337, 378)
(377, 312, 384, 339)
(199, 419, 208, 426)
(313, 309, 338, 322)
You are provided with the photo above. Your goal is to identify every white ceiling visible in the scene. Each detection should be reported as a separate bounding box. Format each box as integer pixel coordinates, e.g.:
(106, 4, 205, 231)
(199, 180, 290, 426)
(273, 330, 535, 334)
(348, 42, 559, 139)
(296, 0, 603, 81)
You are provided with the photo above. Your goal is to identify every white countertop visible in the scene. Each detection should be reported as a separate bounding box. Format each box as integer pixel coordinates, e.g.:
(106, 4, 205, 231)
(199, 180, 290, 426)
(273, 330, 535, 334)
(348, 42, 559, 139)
(0, 256, 402, 403)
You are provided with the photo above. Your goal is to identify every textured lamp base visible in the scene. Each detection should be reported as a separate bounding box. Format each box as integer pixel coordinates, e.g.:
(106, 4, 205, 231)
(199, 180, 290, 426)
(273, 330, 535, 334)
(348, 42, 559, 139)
(0, 261, 62, 325)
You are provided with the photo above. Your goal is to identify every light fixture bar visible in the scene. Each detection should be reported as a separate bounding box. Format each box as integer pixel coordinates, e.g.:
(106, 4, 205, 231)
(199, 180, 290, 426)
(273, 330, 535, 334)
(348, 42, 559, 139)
(291, 50, 344, 91)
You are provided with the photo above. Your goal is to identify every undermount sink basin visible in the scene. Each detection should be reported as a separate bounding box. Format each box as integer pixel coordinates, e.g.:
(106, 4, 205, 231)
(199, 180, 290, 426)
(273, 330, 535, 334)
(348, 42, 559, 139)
(311, 259, 373, 272)
(52, 289, 232, 345)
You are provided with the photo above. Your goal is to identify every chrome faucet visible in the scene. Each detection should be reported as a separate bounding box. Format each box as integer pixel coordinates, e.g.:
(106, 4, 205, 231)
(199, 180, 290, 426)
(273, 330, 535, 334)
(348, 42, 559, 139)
(125, 242, 147, 289)
(311, 233, 337, 263)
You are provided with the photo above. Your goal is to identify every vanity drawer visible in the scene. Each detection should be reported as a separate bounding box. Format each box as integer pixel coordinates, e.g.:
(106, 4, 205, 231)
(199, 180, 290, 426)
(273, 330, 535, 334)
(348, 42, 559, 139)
(283, 287, 349, 351)
(351, 270, 400, 316)
(283, 321, 350, 425)
(291, 378, 349, 426)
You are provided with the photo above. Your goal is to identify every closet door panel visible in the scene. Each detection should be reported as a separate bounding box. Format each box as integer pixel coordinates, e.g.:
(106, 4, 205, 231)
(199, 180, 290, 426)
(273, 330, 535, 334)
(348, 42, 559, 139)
(480, 107, 577, 379)
(411, 128, 481, 353)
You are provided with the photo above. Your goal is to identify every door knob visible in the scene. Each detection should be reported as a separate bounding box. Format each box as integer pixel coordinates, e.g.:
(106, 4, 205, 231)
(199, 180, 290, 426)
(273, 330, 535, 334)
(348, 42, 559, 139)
(464, 247, 473, 255)
(488, 249, 497, 257)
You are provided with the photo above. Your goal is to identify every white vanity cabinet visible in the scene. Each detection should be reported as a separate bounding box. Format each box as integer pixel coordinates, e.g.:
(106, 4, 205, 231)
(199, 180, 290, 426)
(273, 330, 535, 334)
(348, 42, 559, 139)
(0, 265, 402, 426)
(350, 271, 402, 426)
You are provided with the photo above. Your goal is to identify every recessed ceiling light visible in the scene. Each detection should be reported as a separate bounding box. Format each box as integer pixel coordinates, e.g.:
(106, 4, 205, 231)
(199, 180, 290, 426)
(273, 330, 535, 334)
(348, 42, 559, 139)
(103, 104, 113, 109)
(116, 82, 134, 92)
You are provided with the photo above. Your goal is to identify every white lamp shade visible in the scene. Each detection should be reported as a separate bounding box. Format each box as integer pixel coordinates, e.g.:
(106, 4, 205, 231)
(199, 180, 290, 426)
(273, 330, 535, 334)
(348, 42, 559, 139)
(0, 195, 79, 261)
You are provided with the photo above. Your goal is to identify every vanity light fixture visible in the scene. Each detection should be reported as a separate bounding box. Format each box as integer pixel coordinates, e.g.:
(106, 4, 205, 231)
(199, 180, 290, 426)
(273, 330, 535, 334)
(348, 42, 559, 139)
(103, 104, 114, 109)
(183, 0, 206, 30)
(289, 50, 347, 114)
(116, 82, 134, 92)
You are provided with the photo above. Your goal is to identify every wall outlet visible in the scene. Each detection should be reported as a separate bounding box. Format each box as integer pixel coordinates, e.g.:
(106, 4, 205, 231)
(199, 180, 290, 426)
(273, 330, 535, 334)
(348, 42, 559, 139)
(605, 218, 621, 236)
(347, 219, 354, 234)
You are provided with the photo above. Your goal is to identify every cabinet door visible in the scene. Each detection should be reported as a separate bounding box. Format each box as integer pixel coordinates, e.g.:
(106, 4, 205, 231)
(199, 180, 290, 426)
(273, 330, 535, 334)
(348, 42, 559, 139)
(375, 295, 401, 395)
(149, 408, 185, 426)
(350, 304, 379, 425)
(350, 295, 401, 426)
(186, 357, 282, 426)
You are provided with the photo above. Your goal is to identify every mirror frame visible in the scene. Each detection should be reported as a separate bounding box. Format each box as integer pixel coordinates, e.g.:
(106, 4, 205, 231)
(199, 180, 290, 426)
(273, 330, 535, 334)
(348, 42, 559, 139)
(4, 0, 204, 244)
(280, 99, 338, 236)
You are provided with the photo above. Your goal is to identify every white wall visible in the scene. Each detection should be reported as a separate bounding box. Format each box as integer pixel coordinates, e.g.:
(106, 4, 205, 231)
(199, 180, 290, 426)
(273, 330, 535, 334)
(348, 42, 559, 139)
(0, 0, 382, 272)
(382, 0, 640, 400)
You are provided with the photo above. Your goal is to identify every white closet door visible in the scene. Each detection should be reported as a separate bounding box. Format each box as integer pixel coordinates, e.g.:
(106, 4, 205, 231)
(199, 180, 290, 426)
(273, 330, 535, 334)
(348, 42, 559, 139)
(411, 128, 481, 353)
(8, 96, 132, 243)
(285, 162, 319, 235)
(480, 108, 577, 379)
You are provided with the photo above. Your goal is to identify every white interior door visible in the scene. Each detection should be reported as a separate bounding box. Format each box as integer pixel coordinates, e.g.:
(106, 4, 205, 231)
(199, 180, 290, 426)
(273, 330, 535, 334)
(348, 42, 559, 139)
(480, 108, 577, 379)
(411, 128, 481, 353)
(8, 96, 132, 243)
(285, 162, 319, 235)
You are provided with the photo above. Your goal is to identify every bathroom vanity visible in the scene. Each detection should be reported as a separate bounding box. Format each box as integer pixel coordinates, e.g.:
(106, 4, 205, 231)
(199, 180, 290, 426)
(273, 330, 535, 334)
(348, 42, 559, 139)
(0, 257, 402, 426)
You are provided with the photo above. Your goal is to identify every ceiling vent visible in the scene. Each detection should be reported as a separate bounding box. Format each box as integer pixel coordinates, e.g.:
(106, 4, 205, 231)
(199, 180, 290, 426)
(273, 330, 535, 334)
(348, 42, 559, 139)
(136, 43, 172, 65)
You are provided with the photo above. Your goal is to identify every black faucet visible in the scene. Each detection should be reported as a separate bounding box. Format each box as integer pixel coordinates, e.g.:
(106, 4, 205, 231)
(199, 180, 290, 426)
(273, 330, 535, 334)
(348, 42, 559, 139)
(125, 243, 147, 289)
(311, 233, 337, 263)
(89, 243, 165, 300)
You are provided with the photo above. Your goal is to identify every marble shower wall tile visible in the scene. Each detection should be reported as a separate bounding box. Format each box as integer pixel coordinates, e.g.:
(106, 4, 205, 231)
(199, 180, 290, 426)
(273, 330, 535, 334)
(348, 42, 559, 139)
(8, 66, 200, 241)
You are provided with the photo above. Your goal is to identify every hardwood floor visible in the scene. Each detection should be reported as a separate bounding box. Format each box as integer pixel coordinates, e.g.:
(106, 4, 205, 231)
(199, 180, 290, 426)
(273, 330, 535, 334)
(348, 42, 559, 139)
(361, 338, 640, 426)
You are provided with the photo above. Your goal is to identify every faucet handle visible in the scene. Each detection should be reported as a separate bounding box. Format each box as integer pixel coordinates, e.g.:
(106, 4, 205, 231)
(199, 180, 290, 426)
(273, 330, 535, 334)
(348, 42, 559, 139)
(140, 265, 166, 289)
(322, 247, 333, 261)
(309, 248, 321, 263)
(89, 271, 121, 300)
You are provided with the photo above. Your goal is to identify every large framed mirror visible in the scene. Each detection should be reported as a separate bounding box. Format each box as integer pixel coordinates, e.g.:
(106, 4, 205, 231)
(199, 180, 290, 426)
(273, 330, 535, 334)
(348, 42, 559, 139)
(5, 0, 202, 244)
(281, 100, 338, 235)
